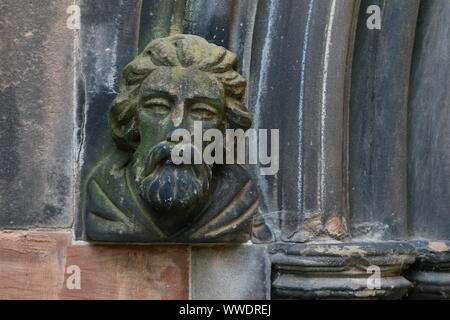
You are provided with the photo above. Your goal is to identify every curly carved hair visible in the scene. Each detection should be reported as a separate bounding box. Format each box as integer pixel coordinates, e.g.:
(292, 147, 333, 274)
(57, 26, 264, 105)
(108, 34, 252, 151)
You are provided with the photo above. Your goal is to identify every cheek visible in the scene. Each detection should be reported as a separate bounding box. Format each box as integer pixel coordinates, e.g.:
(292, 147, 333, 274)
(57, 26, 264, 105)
(201, 113, 225, 131)
(201, 120, 223, 132)
(137, 111, 165, 144)
(138, 110, 172, 146)
(188, 107, 225, 129)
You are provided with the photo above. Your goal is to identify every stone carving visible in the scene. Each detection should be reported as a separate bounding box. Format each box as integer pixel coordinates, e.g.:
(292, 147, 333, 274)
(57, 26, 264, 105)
(271, 242, 416, 299)
(405, 241, 450, 299)
(82, 34, 259, 243)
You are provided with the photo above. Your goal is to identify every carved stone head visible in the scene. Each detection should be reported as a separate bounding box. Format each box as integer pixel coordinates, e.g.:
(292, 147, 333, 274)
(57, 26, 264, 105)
(83, 34, 259, 243)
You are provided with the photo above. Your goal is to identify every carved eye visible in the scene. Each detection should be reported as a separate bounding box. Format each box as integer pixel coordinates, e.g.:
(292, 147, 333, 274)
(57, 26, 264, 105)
(190, 103, 218, 120)
(143, 97, 171, 116)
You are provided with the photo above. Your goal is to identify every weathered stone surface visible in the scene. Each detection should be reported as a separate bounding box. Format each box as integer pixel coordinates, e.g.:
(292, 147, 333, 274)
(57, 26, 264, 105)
(406, 241, 450, 299)
(349, 0, 420, 240)
(81, 34, 259, 243)
(0, 231, 71, 299)
(75, 0, 143, 238)
(271, 242, 416, 300)
(249, 0, 359, 242)
(0, 0, 75, 227)
(0, 231, 189, 300)
(191, 245, 269, 299)
(407, 0, 450, 239)
(61, 244, 189, 299)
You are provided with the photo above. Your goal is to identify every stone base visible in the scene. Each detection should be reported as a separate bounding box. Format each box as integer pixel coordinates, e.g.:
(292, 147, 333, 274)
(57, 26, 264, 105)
(271, 242, 415, 299)
(406, 241, 450, 299)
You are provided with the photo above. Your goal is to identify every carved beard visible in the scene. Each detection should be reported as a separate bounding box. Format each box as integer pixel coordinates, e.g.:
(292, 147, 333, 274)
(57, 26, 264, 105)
(136, 142, 212, 219)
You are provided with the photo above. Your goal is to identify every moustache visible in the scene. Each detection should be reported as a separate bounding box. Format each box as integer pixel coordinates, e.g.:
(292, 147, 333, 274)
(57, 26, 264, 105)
(135, 141, 214, 215)
(136, 141, 212, 185)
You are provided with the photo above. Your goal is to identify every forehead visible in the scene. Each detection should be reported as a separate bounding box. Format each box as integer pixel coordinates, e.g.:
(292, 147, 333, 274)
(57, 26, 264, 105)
(140, 66, 223, 100)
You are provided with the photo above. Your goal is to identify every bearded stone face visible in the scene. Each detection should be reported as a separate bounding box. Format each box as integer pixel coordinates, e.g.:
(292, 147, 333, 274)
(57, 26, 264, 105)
(85, 35, 256, 243)
(130, 66, 225, 235)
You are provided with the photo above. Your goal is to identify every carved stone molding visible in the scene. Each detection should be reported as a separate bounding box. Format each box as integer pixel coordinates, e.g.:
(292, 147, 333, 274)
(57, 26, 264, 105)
(406, 241, 450, 299)
(247, 0, 360, 244)
(271, 242, 415, 299)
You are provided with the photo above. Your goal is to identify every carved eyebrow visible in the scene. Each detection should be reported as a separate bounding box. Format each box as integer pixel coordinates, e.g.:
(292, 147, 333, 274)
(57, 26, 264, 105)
(186, 96, 223, 110)
(190, 102, 219, 114)
(140, 89, 176, 101)
(188, 92, 222, 100)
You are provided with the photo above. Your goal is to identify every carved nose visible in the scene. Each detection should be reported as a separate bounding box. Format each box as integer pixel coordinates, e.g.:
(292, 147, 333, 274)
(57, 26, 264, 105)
(171, 102, 185, 127)
(166, 129, 190, 144)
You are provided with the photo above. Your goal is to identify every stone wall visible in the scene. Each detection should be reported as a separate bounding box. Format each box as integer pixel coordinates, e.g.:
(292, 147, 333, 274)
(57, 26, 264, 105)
(1, 0, 449, 300)
(0, 0, 270, 300)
